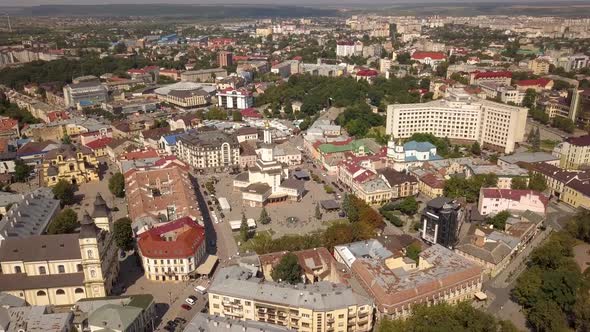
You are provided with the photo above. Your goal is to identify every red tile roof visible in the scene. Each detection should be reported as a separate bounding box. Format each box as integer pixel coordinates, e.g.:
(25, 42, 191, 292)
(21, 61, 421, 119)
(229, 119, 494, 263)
(472, 71, 512, 79)
(356, 69, 379, 77)
(47, 111, 70, 123)
(138, 217, 205, 259)
(84, 137, 113, 150)
(240, 108, 262, 118)
(516, 78, 552, 87)
(0, 118, 18, 132)
(411, 51, 446, 60)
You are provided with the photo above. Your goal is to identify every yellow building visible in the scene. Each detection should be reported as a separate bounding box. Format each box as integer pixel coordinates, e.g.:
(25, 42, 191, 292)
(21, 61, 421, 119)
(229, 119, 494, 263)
(531, 162, 590, 209)
(42, 144, 99, 186)
(529, 58, 550, 75)
(208, 266, 374, 332)
(553, 135, 590, 170)
(0, 196, 119, 306)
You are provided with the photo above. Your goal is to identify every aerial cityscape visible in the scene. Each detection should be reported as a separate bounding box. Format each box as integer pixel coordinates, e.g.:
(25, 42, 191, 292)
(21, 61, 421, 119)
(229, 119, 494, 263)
(0, 1, 589, 331)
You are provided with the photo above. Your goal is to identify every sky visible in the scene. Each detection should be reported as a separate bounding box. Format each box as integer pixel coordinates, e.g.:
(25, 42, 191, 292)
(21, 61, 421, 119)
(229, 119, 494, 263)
(0, 0, 564, 6)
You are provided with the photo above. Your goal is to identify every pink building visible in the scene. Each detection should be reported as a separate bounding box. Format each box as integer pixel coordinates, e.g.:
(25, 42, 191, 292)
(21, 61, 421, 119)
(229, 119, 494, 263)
(478, 188, 548, 216)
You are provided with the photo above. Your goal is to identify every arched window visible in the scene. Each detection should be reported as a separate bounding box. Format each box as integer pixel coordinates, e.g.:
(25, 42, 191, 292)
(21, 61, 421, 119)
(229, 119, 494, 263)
(87, 250, 93, 259)
(69, 163, 75, 172)
(36, 290, 46, 296)
(14, 266, 21, 273)
(38, 266, 46, 275)
(75, 288, 84, 294)
(90, 269, 96, 278)
(77, 264, 83, 272)
(58, 265, 65, 273)
(56, 289, 65, 295)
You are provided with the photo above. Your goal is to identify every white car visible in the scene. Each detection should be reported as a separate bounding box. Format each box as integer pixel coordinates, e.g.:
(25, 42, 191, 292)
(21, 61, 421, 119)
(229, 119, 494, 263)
(185, 297, 196, 306)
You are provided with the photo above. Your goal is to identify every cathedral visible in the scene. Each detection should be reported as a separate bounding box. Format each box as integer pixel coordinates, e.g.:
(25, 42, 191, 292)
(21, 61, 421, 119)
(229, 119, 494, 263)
(0, 193, 120, 306)
(233, 124, 304, 207)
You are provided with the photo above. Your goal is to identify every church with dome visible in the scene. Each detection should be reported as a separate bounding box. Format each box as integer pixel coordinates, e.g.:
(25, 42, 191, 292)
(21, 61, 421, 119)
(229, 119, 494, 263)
(233, 124, 305, 207)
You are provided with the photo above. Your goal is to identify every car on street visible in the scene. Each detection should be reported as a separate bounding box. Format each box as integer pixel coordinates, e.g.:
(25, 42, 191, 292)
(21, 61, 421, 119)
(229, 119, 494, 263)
(174, 317, 187, 325)
(181, 304, 192, 310)
(209, 239, 216, 247)
(185, 297, 196, 306)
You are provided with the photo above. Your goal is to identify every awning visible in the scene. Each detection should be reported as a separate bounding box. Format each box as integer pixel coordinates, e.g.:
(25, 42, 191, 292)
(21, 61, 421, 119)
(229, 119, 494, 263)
(474, 291, 488, 300)
(195, 255, 218, 275)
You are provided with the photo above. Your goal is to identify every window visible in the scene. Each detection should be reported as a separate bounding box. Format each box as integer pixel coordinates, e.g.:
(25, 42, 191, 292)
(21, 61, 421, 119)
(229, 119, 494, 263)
(36, 290, 47, 296)
(58, 265, 65, 273)
(38, 266, 46, 275)
(77, 264, 83, 272)
(87, 250, 94, 259)
(14, 266, 21, 273)
(90, 269, 96, 278)
(56, 289, 65, 295)
(75, 288, 84, 294)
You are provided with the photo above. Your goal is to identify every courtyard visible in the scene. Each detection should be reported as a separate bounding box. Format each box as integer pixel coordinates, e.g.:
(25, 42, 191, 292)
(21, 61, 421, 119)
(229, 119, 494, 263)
(199, 165, 345, 243)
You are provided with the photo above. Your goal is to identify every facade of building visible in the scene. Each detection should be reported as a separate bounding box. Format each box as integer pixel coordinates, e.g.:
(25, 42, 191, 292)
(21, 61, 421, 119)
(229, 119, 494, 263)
(175, 129, 240, 170)
(411, 51, 446, 68)
(530, 162, 590, 209)
(63, 82, 108, 109)
(181, 69, 227, 83)
(478, 188, 548, 216)
(386, 139, 442, 171)
(347, 242, 482, 319)
(217, 88, 254, 110)
(234, 127, 304, 206)
(218, 51, 233, 68)
(386, 95, 528, 154)
(208, 265, 374, 332)
(154, 82, 213, 108)
(469, 71, 512, 86)
(0, 197, 119, 306)
(421, 197, 463, 249)
(138, 217, 206, 282)
(41, 144, 100, 187)
(553, 135, 590, 170)
(529, 58, 551, 75)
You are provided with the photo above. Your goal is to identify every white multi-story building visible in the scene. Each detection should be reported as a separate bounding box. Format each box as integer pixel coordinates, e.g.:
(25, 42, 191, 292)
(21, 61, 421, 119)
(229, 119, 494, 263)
(175, 130, 240, 170)
(336, 40, 362, 57)
(478, 188, 548, 216)
(385, 90, 528, 154)
(217, 87, 254, 110)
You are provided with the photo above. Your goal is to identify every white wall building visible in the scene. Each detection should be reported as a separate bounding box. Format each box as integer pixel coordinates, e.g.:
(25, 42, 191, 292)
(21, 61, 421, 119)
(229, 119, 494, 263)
(478, 188, 548, 216)
(385, 91, 528, 154)
(217, 87, 254, 110)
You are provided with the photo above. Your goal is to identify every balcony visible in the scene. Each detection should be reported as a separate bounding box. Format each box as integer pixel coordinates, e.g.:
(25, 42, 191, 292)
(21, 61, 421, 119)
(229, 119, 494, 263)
(358, 310, 369, 318)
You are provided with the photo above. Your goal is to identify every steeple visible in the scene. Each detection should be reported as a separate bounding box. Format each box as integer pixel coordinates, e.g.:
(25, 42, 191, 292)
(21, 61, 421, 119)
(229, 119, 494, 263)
(79, 211, 101, 239)
(92, 192, 112, 232)
(263, 121, 272, 144)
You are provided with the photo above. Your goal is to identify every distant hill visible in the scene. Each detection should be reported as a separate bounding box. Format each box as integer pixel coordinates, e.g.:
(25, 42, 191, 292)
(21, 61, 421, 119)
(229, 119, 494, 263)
(15, 4, 338, 18)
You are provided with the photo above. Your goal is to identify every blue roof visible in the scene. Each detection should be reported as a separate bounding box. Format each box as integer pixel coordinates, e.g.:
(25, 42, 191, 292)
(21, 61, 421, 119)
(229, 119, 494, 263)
(404, 141, 436, 152)
(162, 134, 180, 145)
(78, 100, 95, 106)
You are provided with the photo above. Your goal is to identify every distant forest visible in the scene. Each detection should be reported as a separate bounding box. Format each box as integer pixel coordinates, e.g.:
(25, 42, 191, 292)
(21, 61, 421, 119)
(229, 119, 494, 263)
(13, 4, 338, 18)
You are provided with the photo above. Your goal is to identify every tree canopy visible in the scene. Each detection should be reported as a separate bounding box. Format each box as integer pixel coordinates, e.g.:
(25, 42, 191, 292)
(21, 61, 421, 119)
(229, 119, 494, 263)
(377, 302, 518, 332)
(47, 208, 78, 234)
(108, 172, 125, 198)
(271, 253, 303, 284)
(113, 217, 134, 251)
(52, 179, 76, 205)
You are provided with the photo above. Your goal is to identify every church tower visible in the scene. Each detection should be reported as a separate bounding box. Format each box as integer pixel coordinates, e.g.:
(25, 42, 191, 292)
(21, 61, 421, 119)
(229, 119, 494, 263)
(78, 210, 120, 299)
(92, 193, 112, 232)
(260, 121, 274, 162)
(387, 138, 405, 162)
(79, 212, 108, 298)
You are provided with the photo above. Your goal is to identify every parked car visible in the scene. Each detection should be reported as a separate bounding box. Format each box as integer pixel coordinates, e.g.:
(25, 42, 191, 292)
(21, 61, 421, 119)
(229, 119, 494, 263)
(195, 285, 208, 295)
(181, 304, 192, 310)
(185, 297, 196, 306)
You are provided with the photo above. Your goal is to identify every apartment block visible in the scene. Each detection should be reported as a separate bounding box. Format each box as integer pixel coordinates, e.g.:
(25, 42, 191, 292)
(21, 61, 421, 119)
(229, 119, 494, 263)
(553, 135, 590, 170)
(385, 91, 528, 154)
(208, 266, 374, 332)
(175, 129, 240, 169)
